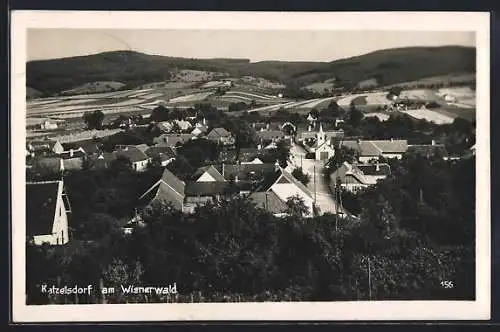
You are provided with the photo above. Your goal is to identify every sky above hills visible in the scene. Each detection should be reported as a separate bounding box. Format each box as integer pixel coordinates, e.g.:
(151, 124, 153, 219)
(27, 29, 475, 63)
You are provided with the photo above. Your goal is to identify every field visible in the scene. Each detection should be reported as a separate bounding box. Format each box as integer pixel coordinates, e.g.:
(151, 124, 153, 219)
(400, 108, 455, 125)
(60, 81, 126, 96)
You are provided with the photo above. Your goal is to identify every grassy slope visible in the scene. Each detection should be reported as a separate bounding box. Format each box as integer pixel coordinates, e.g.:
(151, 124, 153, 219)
(27, 46, 475, 96)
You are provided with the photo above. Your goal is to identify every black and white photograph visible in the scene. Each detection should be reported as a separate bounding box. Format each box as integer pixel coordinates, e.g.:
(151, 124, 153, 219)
(11, 11, 490, 321)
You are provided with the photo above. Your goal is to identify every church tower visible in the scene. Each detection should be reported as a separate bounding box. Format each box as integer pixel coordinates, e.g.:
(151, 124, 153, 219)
(317, 123, 326, 146)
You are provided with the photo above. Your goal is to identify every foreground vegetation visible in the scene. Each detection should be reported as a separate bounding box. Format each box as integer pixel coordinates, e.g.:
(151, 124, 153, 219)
(26, 152, 475, 304)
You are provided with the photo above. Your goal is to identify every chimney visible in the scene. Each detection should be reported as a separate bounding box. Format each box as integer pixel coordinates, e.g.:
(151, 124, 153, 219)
(274, 160, 280, 171)
(69, 149, 74, 157)
(252, 122, 256, 128)
(431, 139, 436, 146)
(235, 175, 239, 182)
(390, 138, 394, 142)
(308, 125, 312, 132)
(376, 162, 380, 172)
(203, 118, 207, 126)
(257, 144, 262, 150)
(266, 123, 270, 130)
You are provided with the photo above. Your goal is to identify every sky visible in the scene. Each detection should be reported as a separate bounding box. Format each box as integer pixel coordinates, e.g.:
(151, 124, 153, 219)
(27, 29, 475, 63)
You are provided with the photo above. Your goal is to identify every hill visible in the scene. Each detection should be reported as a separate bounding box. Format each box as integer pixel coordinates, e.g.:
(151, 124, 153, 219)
(26, 86, 42, 99)
(27, 46, 475, 96)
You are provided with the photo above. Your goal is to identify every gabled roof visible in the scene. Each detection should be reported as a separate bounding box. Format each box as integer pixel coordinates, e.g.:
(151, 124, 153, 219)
(184, 181, 231, 197)
(359, 141, 382, 157)
(138, 168, 185, 210)
(192, 165, 226, 182)
(28, 139, 60, 151)
(115, 146, 150, 163)
(343, 140, 408, 157)
(145, 146, 176, 159)
(330, 161, 390, 185)
(207, 127, 232, 139)
(369, 140, 408, 154)
(356, 163, 391, 176)
(153, 134, 193, 147)
(222, 163, 276, 180)
(160, 168, 186, 196)
(135, 144, 149, 153)
(26, 181, 61, 236)
(248, 191, 288, 214)
(256, 168, 312, 199)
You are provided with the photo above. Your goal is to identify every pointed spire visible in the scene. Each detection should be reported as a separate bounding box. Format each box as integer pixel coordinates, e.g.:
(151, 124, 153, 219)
(319, 122, 324, 133)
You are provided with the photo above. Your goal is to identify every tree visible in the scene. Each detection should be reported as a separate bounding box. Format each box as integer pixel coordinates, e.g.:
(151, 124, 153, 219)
(83, 110, 105, 130)
(346, 107, 364, 128)
(285, 195, 310, 217)
(150, 105, 170, 122)
(291, 167, 311, 186)
(275, 140, 290, 168)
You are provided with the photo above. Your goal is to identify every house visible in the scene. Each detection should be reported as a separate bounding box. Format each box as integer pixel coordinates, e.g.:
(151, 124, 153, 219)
(174, 120, 193, 132)
(153, 133, 194, 148)
(26, 117, 66, 130)
(26, 180, 71, 246)
(183, 181, 234, 213)
(59, 148, 87, 171)
(206, 127, 235, 146)
(341, 139, 408, 163)
(62, 141, 102, 156)
(191, 123, 208, 136)
(115, 145, 152, 172)
(249, 166, 315, 217)
(192, 165, 226, 182)
(329, 161, 391, 193)
(31, 148, 87, 174)
(247, 191, 289, 217)
(27, 139, 64, 157)
(157, 121, 174, 133)
(222, 162, 276, 184)
(407, 140, 449, 159)
(145, 146, 176, 167)
(90, 152, 117, 170)
(137, 168, 186, 212)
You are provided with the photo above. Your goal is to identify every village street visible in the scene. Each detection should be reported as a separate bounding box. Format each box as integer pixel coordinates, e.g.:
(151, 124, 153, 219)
(288, 142, 339, 215)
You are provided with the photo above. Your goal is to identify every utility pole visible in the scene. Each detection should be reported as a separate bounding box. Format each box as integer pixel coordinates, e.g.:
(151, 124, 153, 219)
(313, 163, 317, 204)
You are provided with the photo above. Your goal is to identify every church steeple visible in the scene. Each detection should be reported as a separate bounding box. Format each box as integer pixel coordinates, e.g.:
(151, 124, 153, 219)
(317, 123, 326, 146)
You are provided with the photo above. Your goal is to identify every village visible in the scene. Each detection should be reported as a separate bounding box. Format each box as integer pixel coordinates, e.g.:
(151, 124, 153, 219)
(25, 97, 474, 246)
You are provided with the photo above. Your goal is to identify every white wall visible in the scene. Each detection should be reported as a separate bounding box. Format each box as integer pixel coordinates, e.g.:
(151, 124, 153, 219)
(197, 171, 217, 182)
(34, 183, 69, 246)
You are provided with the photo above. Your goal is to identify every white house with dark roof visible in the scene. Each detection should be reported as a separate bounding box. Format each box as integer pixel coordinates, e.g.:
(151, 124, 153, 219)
(249, 166, 315, 217)
(115, 145, 152, 172)
(329, 161, 391, 193)
(26, 180, 71, 245)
